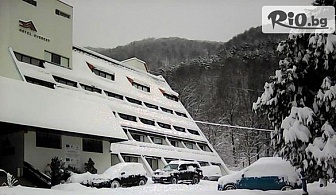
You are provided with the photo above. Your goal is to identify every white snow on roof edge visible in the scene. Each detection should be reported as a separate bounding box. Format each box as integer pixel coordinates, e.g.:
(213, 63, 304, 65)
(0, 76, 128, 141)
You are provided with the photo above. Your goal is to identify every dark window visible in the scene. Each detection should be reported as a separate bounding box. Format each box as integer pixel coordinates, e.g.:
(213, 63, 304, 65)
(173, 126, 186, 132)
(14, 52, 44, 67)
(163, 93, 178, 102)
(165, 158, 178, 163)
(126, 97, 142, 105)
(52, 53, 61, 65)
(198, 144, 206, 151)
(80, 84, 101, 93)
(53, 76, 77, 87)
(188, 129, 200, 135)
(132, 134, 145, 142)
(123, 156, 139, 162)
(132, 82, 150, 92)
(157, 122, 171, 129)
(169, 139, 178, 147)
(199, 161, 210, 166)
(55, 9, 71, 19)
(82, 139, 103, 153)
(118, 113, 137, 122)
(211, 162, 221, 166)
(92, 69, 115, 81)
(139, 118, 155, 126)
(179, 164, 187, 171)
(161, 107, 173, 114)
(198, 143, 213, 152)
(175, 111, 188, 118)
(25, 76, 55, 89)
(144, 102, 158, 110)
(23, 0, 37, 6)
(105, 91, 123, 100)
(36, 132, 61, 149)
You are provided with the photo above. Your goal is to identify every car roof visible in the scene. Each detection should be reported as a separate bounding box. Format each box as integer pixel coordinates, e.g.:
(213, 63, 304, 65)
(169, 160, 199, 165)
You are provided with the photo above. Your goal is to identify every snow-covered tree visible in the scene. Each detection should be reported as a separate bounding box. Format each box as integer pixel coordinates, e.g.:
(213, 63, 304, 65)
(253, 12, 336, 184)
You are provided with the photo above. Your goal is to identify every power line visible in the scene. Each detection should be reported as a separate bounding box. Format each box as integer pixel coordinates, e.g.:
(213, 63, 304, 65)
(195, 120, 274, 132)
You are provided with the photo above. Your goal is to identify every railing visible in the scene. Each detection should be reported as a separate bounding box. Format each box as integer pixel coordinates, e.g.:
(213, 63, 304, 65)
(23, 161, 51, 188)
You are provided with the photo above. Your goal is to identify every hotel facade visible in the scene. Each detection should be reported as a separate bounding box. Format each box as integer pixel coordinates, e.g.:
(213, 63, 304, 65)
(0, 0, 229, 186)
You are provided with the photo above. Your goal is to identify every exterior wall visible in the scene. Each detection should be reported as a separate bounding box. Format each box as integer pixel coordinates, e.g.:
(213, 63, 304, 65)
(0, 0, 72, 80)
(0, 131, 24, 177)
(24, 131, 111, 174)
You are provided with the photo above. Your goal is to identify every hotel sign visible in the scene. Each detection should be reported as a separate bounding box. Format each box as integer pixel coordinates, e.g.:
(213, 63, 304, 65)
(18, 20, 50, 42)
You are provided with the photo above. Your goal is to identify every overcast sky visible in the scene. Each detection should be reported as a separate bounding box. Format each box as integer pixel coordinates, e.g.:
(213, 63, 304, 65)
(62, 0, 311, 48)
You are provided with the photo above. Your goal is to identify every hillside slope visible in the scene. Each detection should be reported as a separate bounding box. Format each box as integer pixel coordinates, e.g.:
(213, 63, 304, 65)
(88, 37, 223, 74)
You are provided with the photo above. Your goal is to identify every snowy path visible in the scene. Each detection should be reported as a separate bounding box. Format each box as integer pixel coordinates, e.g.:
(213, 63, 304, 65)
(1, 181, 335, 195)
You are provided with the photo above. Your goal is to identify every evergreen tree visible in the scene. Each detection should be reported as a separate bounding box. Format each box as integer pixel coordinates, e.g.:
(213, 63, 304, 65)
(253, 7, 336, 187)
(85, 158, 97, 174)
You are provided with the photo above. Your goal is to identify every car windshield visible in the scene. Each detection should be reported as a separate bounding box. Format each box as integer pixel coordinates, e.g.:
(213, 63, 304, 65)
(163, 164, 178, 171)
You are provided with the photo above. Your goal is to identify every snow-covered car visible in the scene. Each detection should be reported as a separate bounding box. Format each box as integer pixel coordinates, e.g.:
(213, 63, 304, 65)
(67, 162, 148, 188)
(152, 161, 203, 184)
(200, 165, 222, 181)
(217, 157, 302, 191)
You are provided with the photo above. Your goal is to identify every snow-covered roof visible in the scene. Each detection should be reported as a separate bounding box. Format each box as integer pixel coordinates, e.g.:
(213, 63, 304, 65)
(0, 76, 128, 142)
(121, 57, 146, 65)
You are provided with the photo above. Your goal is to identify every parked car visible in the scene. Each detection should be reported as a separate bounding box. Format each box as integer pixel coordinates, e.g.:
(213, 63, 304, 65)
(200, 165, 222, 181)
(152, 161, 203, 184)
(217, 157, 302, 191)
(67, 162, 148, 188)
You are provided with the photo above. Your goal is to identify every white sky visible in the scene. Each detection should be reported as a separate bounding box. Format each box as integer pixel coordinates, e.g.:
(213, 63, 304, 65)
(61, 0, 311, 48)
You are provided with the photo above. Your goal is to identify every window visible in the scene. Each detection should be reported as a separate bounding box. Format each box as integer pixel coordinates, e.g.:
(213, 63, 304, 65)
(184, 141, 195, 149)
(175, 111, 188, 118)
(55, 9, 71, 19)
(14, 52, 43, 67)
(152, 137, 163, 145)
(53, 76, 77, 87)
(144, 102, 158, 110)
(82, 138, 103, 153)
(80, 84, 101, 93)
(157, 122, 171, 129)
(123, 156, 139, 163)
(139, 118, 155, 126)
(104, 90, 123, 100)
(199, 161, 210, 166)
(25, 76, 55, 89)
(173, 126, 186, 132)
(165, 158, 178, 163)
(163, 93, 178, 102)
(211, 162, 221, 166)
(44, 51, 70, 68)
(146, 158, 158, 170)
(169, 139, 179, 147)
(92, 69, 115, 81)
(198, 143, 212, 152)
(132, 134, 146, 142)
(118, 113, 137, 122)
(161, 107, 174, 114)
(132, 82, 150, 92)
(36, 132, 61, 149)
(188, 129, 200, 135)
(23, 0, 37, 6)
(126, 97, 142, 105)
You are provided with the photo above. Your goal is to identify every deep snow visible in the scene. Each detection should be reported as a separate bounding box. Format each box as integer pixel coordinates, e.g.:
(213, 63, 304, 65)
(1, 180, 336, 195)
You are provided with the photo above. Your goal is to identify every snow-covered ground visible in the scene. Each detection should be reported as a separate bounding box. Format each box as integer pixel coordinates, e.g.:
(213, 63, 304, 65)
(1, 180, 336, 195)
